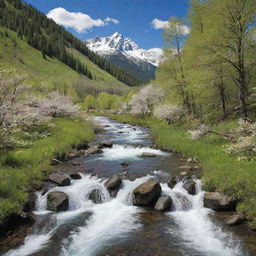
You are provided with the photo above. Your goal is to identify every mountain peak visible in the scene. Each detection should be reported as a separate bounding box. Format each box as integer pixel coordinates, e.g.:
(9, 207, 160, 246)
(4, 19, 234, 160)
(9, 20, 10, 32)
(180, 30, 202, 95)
(85, 33, 163, 67)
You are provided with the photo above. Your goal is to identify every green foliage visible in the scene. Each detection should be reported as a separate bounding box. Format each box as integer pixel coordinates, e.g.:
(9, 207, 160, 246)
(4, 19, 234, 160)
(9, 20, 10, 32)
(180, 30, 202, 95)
(0, 117, 94, 222)
(0, 0, 142, 86)
(83, 95, 97, 111)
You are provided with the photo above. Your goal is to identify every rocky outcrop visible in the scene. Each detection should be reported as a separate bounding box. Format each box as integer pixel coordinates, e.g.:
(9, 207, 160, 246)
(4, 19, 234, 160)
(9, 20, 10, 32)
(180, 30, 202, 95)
(105, 175, 122, 196)
(141, 152, 157, 157)
(168, 176, 178, 189)
(225, 215, 244, 226)
(203, 192, 236, 211)
(47, 191, 69, 212)
(89, 189, 105, 204)
(183, 180, 196, 195)
(48, 173, 71, 187)
(154, 195, 172, 211)
(133, 180, 161, 207)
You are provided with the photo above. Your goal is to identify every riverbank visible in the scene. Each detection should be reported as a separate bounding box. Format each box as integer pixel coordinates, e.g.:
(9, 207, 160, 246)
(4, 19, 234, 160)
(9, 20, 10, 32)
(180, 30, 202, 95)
(0, 117, 94, 230)
(111, 114, 256, 229)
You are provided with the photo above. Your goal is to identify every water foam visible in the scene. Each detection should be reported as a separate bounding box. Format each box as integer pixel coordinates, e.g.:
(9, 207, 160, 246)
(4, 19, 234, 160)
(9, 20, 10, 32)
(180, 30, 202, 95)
(100, 144, 169, 160)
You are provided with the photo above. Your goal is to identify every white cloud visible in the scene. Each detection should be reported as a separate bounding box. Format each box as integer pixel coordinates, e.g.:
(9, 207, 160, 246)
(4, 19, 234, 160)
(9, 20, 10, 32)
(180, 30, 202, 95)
(47, 7, 119, 33)
(151, 18, 169, 30)
(104, 17, 119, 25)
(151, 18, 190, 35)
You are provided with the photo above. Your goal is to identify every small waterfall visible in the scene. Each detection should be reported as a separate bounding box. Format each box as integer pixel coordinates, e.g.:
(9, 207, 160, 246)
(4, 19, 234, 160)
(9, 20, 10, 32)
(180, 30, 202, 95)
(162, 180, 248, 256)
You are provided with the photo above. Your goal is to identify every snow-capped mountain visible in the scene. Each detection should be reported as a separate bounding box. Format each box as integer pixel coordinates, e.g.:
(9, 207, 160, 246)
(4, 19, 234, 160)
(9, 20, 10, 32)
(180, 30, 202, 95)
(85, 32, 163, 81)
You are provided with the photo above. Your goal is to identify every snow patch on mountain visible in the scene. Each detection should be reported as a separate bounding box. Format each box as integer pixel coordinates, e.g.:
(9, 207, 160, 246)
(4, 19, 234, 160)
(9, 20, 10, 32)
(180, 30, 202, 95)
(85, 32, 163, 66)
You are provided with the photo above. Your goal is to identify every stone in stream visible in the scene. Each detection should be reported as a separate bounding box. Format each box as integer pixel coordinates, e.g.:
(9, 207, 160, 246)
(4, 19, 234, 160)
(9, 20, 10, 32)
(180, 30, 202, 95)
(225, 214, 244, 226)
(203, 192, 237, 211)
(183, 180, 196, 195)
(23, 192, 37, 212)
(41, 182, 56, 195)
(167, 176, 179, 189)
(86, 145, 103, 155)
(154, 195, 172, 212)
(47, 191, 69, 212)
(141, 152, 157, 157)
(69, 171, 82, 180)
(89, 189, 105, 204)
(101, 141, 113, 148)
(48, 173, 71, 187)
(132, 180, 162, 207)
(121, 162, 129, 167)
(105, 174, 122, 196)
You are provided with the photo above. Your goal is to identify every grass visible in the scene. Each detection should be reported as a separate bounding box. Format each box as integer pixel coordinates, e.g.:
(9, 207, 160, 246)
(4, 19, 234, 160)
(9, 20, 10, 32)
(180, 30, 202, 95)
(113, 114, 256, 228)
(0, 118, 94, 222)
(0, 27, 126, 97)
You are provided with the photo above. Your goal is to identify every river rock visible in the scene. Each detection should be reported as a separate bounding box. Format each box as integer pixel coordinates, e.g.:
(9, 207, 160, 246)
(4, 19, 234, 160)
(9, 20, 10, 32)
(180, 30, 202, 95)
(203, 192, 236, 211)
(183, 180, 196, 195)
(102, 141, 113, 148)
(225, 215, 244, 226)
(180, 171, 188, 177)
(121, 162, 129, 167)
(154, 195, 172, 211)
(86, 145, 103, 155)
(48, 173, 71, 186)
(105, 174, 122, 192)
(69, 171, 82, 180)
(41, 182, 56, 195)
(23, 192, 37, 212)
(89, 189, 105, 204)
(133, 180, 162, 207)
(47, 191, 69, 212)
(168, 176, 179, 189)
(179, 165, 193, 171)
(67, 150, 82, 159)
(51, 158, 62, 165)
(141, 152, 157, 157)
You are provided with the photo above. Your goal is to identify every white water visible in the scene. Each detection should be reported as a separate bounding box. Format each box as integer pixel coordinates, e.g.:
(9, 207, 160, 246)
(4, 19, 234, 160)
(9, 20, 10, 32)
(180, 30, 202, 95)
(162, 181, 247, 256)
(4, 117, 249, 256)
(100, 144, 169, 161)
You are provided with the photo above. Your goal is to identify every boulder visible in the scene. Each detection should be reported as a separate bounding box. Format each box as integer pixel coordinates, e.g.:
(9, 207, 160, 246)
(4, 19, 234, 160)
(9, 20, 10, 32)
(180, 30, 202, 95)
(48, 173, 71, 186)
(102, 141, 113, 148)
(47, 191, 69, 212)
(141, 152, 157, 157)
(203, 192, 236, 211)
(86, 145, 103, 155)
(225, 215, 244, 226)
(89, 189, 105, 204)
(105, 175, 122, 192)
(168, 176, 179, 189)
(133, 180, 162, 207)
(69, 171, 82, 180)
(154, 195, 172, 211)
(41, 182, 56, 195)
(183, 180, 196, 195)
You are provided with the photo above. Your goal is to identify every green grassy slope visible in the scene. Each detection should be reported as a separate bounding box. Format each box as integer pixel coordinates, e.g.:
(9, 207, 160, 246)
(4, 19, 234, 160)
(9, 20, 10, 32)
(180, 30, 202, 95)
(0, 27, 127, 95)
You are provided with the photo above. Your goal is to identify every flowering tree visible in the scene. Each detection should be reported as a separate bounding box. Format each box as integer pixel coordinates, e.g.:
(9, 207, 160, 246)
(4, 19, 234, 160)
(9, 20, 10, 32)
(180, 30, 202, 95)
(225, 119, 256, 156)
(0, 70, 80, 149)
(129, 84, 164, 116)
(153, 104, 184, 124)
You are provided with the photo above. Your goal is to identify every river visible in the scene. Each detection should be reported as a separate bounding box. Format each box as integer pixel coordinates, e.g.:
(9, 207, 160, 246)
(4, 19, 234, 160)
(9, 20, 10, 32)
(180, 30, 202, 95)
(3, 116, 255, 256)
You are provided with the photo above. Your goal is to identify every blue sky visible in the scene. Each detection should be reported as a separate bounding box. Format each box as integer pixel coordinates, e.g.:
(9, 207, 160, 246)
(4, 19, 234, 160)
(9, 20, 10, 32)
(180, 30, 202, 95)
(23, 0, 189, 49)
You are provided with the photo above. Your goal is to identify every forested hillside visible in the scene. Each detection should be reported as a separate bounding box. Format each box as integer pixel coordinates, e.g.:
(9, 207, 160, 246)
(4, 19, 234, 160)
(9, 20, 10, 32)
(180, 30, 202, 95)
(0, 0, 142, 87)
